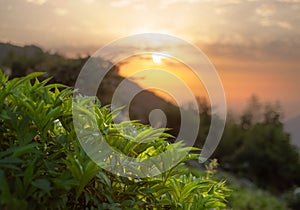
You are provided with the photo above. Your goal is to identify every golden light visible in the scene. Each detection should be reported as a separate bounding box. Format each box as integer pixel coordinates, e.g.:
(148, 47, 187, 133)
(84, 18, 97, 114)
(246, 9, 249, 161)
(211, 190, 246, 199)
(152, 52, 170, 64)
(118, 54, 209, 105)
(152, 53, 163, 64)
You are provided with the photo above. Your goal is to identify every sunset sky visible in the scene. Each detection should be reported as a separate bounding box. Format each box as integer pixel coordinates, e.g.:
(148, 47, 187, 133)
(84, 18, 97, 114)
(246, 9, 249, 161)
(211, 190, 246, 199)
(0, 0, 300, 119)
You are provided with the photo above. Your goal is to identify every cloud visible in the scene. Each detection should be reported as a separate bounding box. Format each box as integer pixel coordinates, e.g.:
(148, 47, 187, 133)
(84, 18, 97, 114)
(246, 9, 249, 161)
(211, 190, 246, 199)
(260, 19, 272, 27)
(276, 21, 293, 30)
(256, 4, 276, 17)
(259, 18, 293, 30)
(81, 0, 95, 3)
(201, 39, 300, 62)
(110, 0, 258, 10)
(111, 0, 133, 7)
(110, 0, 146, 10)
(255, 3, 295, 31)
(215, 7, 226, 15)
(54, 8, 68, 16)
(26, 0, 48, 5)
(159, 0, 244, 9)
(158, 0, 261, 9)
(277, 0, 300, 2)
(161, 0, 259, 6)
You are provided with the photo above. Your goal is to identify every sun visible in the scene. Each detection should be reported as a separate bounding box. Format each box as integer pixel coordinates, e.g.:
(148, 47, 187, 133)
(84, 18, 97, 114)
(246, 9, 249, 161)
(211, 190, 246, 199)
(152, 53, 164, 64)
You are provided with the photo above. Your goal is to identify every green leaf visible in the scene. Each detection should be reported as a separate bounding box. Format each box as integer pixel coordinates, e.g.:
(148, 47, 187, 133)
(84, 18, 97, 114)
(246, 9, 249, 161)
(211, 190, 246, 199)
(32, 179, 52, 194)
(24, 160, 36, 188)
(11, 143, 40, 157)
(0, 157, 25, 165)
(0, 169, 11, 199)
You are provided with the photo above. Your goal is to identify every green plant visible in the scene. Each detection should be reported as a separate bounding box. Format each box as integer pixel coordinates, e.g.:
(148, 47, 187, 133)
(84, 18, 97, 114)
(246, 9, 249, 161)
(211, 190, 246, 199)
(190, 160, 289, 210)
(0, 70, 230, 209)
(212, 96, 300, 193)
(282, 187, 300, 210)
(228, 187, 288, 210)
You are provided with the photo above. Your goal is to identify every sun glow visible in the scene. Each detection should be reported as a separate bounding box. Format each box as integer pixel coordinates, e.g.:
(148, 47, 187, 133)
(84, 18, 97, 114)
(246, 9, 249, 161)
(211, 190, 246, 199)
(152, 53, 163, 64)
(118, 54, 209, 105)
(152, 53, 169, 64)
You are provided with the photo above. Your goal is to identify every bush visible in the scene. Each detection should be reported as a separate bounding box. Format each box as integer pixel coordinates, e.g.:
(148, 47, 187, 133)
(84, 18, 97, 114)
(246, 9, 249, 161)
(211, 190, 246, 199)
(189, 160, 288, 210)
(0, 70, 230, 209)
(282, 187, 300, 210)
(228, 187, 288, 210)
(213, 96, 300, 193)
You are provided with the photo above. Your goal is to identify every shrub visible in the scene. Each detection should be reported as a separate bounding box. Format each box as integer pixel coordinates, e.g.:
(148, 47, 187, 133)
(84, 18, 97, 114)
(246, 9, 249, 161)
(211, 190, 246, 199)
(228, 187, 288, 210)
(213, 97, 300, 193)
(190, 160, 289, 210)
(0, 70, 229, 209)
(282, 187, 300, 210)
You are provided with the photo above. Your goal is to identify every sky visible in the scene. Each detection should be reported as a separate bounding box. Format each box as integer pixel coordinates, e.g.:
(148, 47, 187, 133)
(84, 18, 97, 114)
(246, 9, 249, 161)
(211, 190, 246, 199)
(0, 0, 300, 119)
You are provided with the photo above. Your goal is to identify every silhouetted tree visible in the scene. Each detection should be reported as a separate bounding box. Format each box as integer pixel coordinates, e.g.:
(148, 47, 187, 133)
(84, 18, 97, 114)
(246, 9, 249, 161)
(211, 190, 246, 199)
(214, 96, 300, 192)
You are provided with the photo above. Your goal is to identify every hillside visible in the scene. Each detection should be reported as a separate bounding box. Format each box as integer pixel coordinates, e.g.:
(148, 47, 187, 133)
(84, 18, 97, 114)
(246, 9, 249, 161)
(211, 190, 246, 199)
(0, 42, 181, 136)
(0, 42, 43, 64)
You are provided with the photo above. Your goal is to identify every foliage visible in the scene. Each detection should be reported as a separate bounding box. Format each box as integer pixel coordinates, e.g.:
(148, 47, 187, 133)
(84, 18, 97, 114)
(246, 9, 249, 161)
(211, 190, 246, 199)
(209, 96, 300, 193)
(0, 70, 230, 209)
(228, 187, 288, 210)
(226, 122, 300, 191)
(190, 164, 289, 210)
(282, 187, 300, 210)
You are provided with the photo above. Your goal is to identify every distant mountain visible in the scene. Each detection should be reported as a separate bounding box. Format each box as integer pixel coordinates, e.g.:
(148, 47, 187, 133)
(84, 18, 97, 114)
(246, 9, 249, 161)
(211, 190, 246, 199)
(284, 115, 300, 149)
